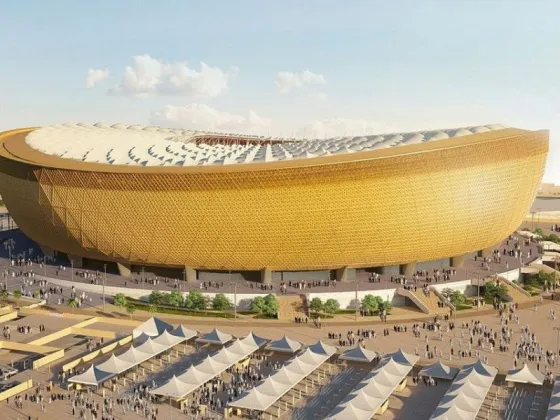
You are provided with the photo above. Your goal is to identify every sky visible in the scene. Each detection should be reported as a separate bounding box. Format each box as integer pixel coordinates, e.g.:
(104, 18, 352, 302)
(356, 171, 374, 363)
(0, 0, 559, 181)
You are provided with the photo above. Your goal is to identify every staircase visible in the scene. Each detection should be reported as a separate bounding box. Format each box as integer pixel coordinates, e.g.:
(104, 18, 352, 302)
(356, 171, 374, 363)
(277, 294, 307, 320)
(397, 287, 450, 316)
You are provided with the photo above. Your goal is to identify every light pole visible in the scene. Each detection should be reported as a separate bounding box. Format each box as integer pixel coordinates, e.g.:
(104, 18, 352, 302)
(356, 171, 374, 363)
(141, 266, 145, 294)
(354, 279, 359, 322)
(70, 260, 74, 282)
(103, 264, 107, 311)
(230, 279, 237, 322)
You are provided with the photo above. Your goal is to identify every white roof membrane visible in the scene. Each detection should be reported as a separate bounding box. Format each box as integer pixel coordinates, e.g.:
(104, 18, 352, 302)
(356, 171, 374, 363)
(25, 123, 509, 168)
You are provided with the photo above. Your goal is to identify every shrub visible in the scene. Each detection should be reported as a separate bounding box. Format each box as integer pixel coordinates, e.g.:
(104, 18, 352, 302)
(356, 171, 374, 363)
(113, 293, 127, 310)
(309, 297, 323, 313)
(323, 298, 340, 314)
(184, 290, 205, 310)
(361, 294, 383, 313)
(212, 293, 232, 311)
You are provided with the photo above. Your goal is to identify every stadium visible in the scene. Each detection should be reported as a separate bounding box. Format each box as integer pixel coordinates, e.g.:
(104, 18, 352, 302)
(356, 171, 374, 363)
(0, 123, 549, 283)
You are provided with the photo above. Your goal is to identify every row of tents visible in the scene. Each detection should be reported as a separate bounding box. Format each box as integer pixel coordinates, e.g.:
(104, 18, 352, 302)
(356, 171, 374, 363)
(67, 318, 551, 420)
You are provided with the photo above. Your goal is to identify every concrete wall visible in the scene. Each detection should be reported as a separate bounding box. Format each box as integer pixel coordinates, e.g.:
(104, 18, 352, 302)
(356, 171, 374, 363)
(307, 287, 401, 310)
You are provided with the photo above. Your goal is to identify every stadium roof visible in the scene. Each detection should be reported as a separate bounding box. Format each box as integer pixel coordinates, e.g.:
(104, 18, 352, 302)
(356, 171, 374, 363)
(25, 122, 508, 167)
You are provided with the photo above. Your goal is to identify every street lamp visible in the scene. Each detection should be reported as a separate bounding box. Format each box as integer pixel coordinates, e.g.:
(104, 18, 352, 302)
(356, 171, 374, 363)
(141, 266, 145, 293)
(70, 260, 74, 282)
(230, 279, 237, 322)
(354, 279, 360, 322)
(103, 264, 107, 311)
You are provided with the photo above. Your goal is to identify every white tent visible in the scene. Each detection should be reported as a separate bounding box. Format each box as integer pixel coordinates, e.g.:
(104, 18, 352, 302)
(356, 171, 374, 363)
(151, 334, 261, 399)
(230, 340, 337, 412)
(419, 361, 460, 381)
(69, 327, 191, 387)
(339, 345, 377, 363)
(430, 360, 498, 420)
(326, 349, 419, 420)
(265, 335, 302, 354)
(506, 364, 545, 385)
(243, 331, 269, 348)
(96, 354, 132, 374)
(132, 317, 173, 339)
(151, 375, 189, 399)
(546, 376, 560, 419)
(195, 328, 233, 345)
(67, 365, 112, 387)
(171, 325, 198, 340)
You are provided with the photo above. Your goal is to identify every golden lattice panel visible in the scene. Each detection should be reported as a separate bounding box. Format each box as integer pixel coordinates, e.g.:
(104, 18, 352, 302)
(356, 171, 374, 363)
(0, 128, 548, 271)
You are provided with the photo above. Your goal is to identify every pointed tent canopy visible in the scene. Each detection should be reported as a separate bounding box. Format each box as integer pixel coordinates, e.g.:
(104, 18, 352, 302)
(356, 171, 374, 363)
(96, 354, 131, 374)
(132, 317, 173, 339)
(307, 340, 337, 357)
(152, 330, 185, 347)
(135, 337, 169, 355)
(117, 346, 151, 364)
(506, 363, 545, 385)
(171, 325, 198, 340)
(265, 335, 302, 354)
(389, 348, 420, 366)
(195, 328, 233, 345)
(546, 376, 560, 419)
(229, 336, 335, 412)
(68, 365, 112, 386)
(151, 375, 189, 399)
(429, 360, 498, 420)
(326, 347, 419, 419)
(242, 331, 269, 348)
(339, 345, 378, 363)
(419, 361, 460, 381)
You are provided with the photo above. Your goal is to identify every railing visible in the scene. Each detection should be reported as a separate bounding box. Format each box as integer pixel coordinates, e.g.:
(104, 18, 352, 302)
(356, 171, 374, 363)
(396, 288, 431, 314)
(497, 276, 532, 298)
(429, 287, 456, 312)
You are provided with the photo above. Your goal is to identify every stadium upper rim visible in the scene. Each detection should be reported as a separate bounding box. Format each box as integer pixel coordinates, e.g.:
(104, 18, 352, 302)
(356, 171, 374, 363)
(0, 124, 541, 174)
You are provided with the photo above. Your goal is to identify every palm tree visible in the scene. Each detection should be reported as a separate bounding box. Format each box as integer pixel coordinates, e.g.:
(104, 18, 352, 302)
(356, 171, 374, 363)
(126, 304, 136, 320)
(0, 289, 8, 301)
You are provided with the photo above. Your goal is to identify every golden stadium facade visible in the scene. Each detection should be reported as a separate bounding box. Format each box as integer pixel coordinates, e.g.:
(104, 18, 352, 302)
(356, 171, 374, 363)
(0, 124, 548, 277)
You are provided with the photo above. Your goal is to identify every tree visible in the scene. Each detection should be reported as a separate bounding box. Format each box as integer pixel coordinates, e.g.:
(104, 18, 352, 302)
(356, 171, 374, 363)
(323, 298, 340, 314)
(148, 291, 165, 305)
(113, 293, 127, 311)
(126, 304, 136, 319)
(263, 294, 278, 317)
(361, 294, 380, 314)
(484, 282, 510, 301)
(309, 297, 323, 313)
(449, 290, 467, 307)
(166, 291, 184, 307)
(212, 293, 232, 311)
(534, 228, 544, 237)
(378, 300, 392, 313)
(184, 290, 206, 310)
(250, 296, 267, 313)
(13, 290, 21, 299)
(0, 289, 8, 301)
(67, 298, 78, 313)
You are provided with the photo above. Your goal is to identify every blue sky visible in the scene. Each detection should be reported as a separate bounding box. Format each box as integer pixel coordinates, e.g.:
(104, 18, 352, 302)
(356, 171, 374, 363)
(1, 0, 559, 181)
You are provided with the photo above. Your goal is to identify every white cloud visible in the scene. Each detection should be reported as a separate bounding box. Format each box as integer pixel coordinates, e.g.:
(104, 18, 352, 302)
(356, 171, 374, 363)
(309, 92, 328, 101)
(85, 68, 109, 89)
(150, 104, 272, 134)
(297, 117, 395, 138)
(110, 55, 237, 97)
(275, 70, 326, 93)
